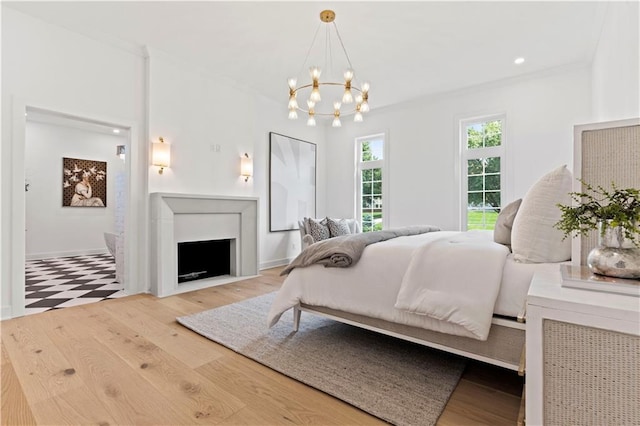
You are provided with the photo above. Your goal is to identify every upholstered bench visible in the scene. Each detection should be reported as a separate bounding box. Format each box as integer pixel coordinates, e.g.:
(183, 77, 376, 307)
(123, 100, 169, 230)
(298, 217, 361, 250)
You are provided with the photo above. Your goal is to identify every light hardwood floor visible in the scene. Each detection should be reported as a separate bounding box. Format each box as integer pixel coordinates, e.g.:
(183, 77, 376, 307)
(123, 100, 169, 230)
(2, 267, 523, 425)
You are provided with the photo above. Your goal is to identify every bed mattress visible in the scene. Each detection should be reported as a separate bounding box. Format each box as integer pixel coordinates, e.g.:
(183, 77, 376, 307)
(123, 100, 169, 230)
(268, 231, 561, 339)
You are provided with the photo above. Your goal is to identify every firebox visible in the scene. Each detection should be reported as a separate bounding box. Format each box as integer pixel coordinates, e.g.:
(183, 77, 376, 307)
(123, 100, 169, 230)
(177, 239, 232, 283)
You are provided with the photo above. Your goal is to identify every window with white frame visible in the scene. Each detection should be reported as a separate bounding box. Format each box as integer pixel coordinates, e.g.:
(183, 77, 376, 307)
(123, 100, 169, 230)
(356, 134, 386, 232)
(461, 116, 505, 230)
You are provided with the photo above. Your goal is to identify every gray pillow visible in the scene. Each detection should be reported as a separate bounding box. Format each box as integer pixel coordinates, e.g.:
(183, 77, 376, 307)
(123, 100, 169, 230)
(494, 199, 522, 247)
(307, 217, 330, 242)
(326, 217, 352, 237)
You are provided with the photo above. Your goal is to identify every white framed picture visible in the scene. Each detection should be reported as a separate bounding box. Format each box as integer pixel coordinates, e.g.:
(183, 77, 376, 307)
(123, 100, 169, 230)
(269, 132, 316, 232)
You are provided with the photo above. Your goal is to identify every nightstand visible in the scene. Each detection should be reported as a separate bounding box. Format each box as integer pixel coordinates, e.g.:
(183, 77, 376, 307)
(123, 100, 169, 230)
(525, 267, 640, 425)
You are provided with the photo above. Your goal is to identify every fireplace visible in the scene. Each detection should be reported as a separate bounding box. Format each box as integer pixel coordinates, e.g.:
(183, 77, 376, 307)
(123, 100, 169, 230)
(150, 193, 259, 297)
(177, 239, 235, 283)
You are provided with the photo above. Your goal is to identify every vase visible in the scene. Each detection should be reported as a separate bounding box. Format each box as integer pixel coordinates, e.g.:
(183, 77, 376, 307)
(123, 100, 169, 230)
(587, 220, 640, 279)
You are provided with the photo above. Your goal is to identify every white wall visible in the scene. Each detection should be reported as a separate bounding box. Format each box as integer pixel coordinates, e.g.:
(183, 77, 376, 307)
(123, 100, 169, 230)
(591, 1, 640, 121)
(327, 66, 592, 231)
(1, 7, 147, 318)
(146, 48, 326, 268)
(25, 120, 127, 259)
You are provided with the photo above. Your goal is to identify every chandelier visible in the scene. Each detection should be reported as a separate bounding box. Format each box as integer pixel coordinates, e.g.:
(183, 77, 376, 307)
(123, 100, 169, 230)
(287, 10, 370, 127)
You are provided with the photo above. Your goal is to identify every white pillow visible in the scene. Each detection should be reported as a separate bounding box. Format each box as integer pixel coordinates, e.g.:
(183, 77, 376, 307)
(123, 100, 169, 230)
(511, 165, 572, 263)
(326, 217, 352, 237)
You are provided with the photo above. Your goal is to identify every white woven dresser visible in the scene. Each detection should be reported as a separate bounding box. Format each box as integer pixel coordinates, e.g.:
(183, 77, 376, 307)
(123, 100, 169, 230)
(525, 268, 640, 425)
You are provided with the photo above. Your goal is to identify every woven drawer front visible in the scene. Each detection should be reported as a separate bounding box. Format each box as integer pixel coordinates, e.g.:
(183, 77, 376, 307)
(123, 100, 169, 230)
(543, 319, 640, 425)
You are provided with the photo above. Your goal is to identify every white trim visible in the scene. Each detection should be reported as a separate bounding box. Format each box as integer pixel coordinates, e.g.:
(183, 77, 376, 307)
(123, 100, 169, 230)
(10, 98, 27, 318)
(260, 257, 294, 270)
(170, 275, 259, 297)
(459, 114, 506, 231)
(7, 98, 146, 318)
(355, 132, 389, 230)
(26, 249, 110, 261)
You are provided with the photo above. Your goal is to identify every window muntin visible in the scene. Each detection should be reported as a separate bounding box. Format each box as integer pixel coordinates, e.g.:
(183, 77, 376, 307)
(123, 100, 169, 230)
(357, 135, 385, 233)
(462, 117, 504, 231)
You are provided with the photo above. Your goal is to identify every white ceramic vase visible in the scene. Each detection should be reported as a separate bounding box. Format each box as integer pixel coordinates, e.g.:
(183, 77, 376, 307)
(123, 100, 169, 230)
(587, 220, 640, 279)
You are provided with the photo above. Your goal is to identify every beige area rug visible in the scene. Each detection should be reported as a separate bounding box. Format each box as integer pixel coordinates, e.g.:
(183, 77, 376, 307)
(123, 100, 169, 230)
(177, 293, 467, 426)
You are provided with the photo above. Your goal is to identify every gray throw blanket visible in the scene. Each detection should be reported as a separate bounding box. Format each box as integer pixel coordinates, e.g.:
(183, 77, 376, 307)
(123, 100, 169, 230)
(281, 225, 440, 275)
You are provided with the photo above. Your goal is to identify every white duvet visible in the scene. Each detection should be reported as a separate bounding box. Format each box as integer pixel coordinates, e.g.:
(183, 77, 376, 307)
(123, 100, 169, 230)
(394, 232, 509, 339)
(267, 231, 552, 341)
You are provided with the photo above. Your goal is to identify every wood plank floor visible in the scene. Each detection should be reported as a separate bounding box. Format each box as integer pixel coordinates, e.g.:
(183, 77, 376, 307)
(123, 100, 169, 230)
(2, 267, 523, 425)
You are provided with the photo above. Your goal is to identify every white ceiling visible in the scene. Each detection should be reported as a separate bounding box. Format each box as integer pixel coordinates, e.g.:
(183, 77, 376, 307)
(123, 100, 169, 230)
(5, 1, 608, 111)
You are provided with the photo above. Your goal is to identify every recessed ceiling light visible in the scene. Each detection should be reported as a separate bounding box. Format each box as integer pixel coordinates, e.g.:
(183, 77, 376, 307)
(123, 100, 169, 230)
(113, 129, 121, 134)
(514, 57, 525, 65)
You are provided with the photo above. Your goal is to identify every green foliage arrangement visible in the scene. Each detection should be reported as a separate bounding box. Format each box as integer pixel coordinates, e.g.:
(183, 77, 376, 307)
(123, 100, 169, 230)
(555, 181, 640, 246)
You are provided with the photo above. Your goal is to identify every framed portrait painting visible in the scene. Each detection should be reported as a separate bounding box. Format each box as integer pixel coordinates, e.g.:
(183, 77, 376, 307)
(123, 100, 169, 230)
(269, 132, 316, 232)
(62, 157, 107, 207)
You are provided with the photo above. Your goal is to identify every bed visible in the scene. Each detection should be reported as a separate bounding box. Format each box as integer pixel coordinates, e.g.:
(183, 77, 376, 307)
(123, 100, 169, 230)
(267, 165, 574, 371)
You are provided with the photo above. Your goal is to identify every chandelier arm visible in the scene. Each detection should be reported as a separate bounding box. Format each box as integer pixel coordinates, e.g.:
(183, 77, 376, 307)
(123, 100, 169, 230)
(293, 82, 362, 93)
(296, 82, 363, 94)
(332, 22, 354, 70)
(292, 83, 314, 94)
(295, 107, 353, 117)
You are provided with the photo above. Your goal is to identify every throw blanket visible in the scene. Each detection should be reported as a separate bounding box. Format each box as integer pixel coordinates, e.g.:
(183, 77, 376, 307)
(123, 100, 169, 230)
(394, 232, 510, 340)
(281, 225, 441, 275)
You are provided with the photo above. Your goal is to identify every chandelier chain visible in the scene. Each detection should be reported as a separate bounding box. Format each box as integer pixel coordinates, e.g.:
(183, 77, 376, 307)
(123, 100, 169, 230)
(298, 22, 322, 77)
(332, 22, 354, 71)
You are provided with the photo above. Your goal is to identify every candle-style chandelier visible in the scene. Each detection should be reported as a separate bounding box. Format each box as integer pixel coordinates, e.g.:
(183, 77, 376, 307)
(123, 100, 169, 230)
(287, 10, 370, 127)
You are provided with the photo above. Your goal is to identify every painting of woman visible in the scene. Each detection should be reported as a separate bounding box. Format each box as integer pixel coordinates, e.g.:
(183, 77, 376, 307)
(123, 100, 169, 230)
(62, 158, 107, 207)
(70, 172, 104, 207)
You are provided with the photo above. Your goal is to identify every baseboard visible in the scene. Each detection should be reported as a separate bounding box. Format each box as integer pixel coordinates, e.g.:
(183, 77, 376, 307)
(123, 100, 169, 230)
(26, 248, 110, 261)
(260, 257, 294, 270)
(1, 305, 13, 321)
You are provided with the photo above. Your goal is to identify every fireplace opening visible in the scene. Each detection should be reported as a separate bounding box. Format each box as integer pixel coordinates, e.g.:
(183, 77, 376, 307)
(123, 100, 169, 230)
(177, 239, 232, 283)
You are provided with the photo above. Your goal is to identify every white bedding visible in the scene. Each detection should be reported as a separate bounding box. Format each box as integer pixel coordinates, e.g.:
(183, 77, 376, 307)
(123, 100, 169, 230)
(394, 231, 510, 339)
(267, 231, 560, 340)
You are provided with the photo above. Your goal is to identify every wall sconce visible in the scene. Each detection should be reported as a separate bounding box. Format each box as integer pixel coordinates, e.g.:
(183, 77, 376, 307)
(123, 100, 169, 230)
(116, 145, 126, 161)
(152, 137, 171, 174)
(241, 153, 253, 182)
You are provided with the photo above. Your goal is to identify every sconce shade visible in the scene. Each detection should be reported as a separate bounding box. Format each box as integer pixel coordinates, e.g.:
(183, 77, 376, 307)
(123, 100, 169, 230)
(116, 145, 126, 160)
(241, 153, 253, 181)
(152, 137, 170, 174)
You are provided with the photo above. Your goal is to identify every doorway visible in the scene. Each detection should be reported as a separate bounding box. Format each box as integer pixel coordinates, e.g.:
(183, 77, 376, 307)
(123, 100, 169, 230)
(7, 102, 145, 319)
(23, 110, 129, 314)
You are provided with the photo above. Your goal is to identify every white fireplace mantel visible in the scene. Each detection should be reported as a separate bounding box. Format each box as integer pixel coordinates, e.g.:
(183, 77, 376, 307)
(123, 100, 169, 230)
(150, 192, 259, 297)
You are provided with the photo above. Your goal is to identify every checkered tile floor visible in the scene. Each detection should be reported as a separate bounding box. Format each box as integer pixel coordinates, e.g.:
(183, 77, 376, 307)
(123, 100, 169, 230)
(25, 253, 126, 316)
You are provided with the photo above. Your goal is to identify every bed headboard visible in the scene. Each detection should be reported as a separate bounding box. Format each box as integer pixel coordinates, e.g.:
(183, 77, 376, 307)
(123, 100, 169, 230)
(572, 118, 640, 265)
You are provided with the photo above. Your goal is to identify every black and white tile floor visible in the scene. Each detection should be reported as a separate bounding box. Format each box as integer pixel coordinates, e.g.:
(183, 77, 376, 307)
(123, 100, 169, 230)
(25, 253, 126, 316)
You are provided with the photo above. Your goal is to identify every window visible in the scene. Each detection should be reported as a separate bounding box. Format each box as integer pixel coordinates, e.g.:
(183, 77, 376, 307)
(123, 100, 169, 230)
(356, 134, 386, 232)
(461, 117, 505, 230)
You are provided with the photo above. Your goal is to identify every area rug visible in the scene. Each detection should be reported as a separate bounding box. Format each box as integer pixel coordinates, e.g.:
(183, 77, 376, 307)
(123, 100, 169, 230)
(177, 293, 467, 426)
